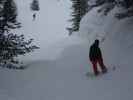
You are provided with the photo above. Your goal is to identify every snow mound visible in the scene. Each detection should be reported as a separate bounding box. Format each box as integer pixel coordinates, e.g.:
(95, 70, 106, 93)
(79, 7, 133, 68)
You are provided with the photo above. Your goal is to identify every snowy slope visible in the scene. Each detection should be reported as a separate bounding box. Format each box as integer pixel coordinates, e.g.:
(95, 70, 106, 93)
(15, 0, 72, 61)
(79, 6, 133, 71)
(0, 0, 133, 100)
(78, 6, 133, 99)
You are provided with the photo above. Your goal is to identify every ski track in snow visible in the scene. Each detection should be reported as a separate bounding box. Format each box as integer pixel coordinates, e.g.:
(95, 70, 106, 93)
(0, 36, 132, 100)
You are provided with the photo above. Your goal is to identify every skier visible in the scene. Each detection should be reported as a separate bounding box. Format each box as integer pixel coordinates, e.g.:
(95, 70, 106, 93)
(33, 13, 36, 21)
(89, 39, 107, 76)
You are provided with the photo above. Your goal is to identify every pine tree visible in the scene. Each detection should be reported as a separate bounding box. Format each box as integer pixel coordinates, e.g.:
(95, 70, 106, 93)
(68, 0, 89, 35)
(88, 0, 133, 19)
(0, 0, 39, 69)
(30, 0, 40, 11)
(115, 0, 133, 19)
(1, 0, 21, 32)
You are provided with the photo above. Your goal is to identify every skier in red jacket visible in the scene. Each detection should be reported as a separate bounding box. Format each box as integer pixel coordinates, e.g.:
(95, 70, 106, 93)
(89, 39, 107, 76)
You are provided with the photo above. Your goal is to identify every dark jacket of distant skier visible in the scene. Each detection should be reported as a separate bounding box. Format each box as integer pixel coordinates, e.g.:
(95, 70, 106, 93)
(89, 40, 102, 61)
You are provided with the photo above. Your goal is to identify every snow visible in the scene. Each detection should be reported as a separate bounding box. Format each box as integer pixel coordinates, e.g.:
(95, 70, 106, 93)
(0, 0, 133, 100)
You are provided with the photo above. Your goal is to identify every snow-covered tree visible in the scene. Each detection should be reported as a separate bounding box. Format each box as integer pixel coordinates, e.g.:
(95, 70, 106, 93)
(0, 0, 39, 69)
(68, 0, 89, 35)
(30, 0, 40, 11)
(88, 0, 133, 19)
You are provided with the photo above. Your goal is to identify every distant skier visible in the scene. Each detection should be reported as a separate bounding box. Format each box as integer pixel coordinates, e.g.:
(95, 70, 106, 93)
(89, 39, 107, 76)
(33, 13, 36, 21)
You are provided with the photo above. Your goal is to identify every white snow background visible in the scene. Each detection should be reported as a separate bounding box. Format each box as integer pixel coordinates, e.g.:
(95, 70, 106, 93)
(0, 0, 132, 100)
